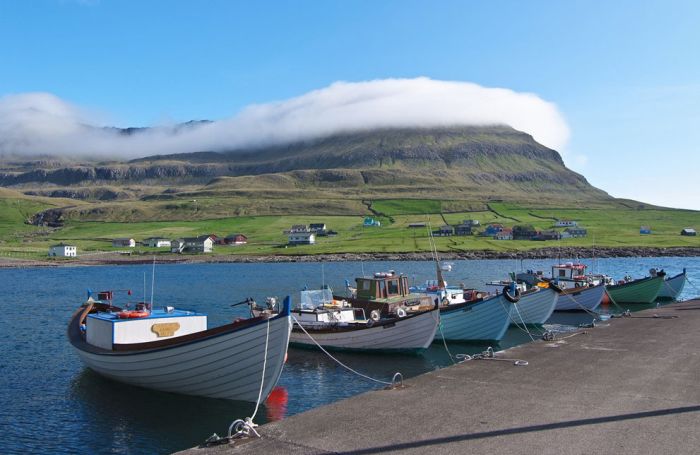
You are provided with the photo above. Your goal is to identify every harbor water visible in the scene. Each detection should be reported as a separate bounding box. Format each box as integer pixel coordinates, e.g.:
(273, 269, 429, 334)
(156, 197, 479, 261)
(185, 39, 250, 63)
(1, 257, 698, 454)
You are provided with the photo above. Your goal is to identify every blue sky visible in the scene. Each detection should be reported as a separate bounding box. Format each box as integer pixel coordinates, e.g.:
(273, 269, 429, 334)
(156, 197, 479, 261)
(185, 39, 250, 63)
(1, 0, 699, 209)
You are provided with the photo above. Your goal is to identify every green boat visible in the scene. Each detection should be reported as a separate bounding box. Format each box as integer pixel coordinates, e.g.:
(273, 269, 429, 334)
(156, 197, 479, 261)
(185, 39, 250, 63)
(605, 276, 664, 304)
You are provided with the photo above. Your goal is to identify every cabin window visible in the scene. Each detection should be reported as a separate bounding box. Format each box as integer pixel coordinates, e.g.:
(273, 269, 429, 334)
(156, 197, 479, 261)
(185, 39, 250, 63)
(360, 280, 370, 291)
(378, 281, 387, 298)
(559, 270, 566, 277)
(387, 280, 399, 296)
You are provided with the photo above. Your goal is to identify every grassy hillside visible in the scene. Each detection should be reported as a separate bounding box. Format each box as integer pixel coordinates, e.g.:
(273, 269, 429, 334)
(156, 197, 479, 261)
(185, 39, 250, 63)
(0, 196, 697, 260)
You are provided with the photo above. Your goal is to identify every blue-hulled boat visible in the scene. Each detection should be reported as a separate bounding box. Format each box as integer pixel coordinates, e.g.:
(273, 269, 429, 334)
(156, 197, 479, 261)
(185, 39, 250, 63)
(438, 293, 512, 342)
(657, 269, 687, 301)
(555, 284, 607, 311)
(509, 287, 558, 325)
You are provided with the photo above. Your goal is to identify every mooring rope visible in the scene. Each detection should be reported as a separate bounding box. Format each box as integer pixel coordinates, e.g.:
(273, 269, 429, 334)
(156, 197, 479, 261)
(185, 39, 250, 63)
(292, 315, 402, 387)
(455, 346, 529, 366)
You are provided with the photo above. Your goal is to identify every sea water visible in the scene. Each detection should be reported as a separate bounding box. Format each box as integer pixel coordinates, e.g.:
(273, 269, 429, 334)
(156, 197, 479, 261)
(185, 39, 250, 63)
(0, 257, 698, 454)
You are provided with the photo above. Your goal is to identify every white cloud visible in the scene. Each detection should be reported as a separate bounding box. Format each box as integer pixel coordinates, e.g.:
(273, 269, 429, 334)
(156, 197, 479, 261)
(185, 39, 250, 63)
(0, 78, 570, 159)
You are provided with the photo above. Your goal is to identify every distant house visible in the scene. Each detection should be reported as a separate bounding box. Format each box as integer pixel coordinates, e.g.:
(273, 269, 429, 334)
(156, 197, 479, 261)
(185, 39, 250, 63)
(143, 237, 171, 248)
(112, 238, 136, 248)
(494, 228, 513, 240)
(408, 222, 427, 228)
(309, 223, 327, 233)
(463, 219, 480, 227)
(555, 220, 578, 227)
(224, 234, 248, 245)
(640, 226, 652, 235)
(482, 224, 504, 236)
(363, 217, 381, 227)
(288, 232, 316, 245)
(564, 227, 587, 238)
(171, 239, 184, 253)
(49, 243, 77, 257)
(172, 235, 214, 253)
(289, 224, 309, 233)
(534, 230, 562, 241)
(455, 223, 473, 236)
(681, 228, 697, 236)
(512, 225, 538, 240)
(433, 225, 454, 237)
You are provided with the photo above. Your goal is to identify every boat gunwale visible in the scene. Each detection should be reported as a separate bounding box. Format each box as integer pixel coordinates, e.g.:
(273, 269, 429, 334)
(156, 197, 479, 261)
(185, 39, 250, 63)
(68, 297, 291, 356)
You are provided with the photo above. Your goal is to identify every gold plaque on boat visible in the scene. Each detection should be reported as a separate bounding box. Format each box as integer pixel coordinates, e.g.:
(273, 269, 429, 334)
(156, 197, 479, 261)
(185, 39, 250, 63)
(151, 322, 181, 337)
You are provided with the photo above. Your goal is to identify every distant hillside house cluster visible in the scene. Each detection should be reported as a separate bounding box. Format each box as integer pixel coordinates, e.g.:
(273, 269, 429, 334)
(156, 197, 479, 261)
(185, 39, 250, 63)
(284, 223, 336, 245)
(99, 233, 249, 255)
(419, 219, 590, 241)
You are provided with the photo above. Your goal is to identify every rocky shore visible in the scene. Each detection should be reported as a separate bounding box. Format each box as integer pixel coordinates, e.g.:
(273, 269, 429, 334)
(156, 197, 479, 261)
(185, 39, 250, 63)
(1, 246, 699, 269)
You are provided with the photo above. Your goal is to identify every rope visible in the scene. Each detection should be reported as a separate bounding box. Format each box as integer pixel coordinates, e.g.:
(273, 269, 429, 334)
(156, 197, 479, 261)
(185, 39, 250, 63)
(228, 318, 271, 441)
(291, 316, 401, 387)
(497, 298, 540, 341)
(455, 346, 529, 366)
(438, 322, 457, 364)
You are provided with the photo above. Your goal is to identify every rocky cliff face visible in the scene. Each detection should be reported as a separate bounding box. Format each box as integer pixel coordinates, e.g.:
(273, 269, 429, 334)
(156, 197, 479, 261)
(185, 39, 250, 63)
(0, 126, 594, 191)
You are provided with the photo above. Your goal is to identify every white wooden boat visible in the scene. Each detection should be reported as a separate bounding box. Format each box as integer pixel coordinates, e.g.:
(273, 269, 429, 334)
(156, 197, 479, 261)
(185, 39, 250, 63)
(68, 293, 291, 403)
(656, 269, 687, 300)
(289, 289, 439, 353)
(509, 287, 558, 325)
(554, 284, 607, 311)
(438, 293, 512, 342)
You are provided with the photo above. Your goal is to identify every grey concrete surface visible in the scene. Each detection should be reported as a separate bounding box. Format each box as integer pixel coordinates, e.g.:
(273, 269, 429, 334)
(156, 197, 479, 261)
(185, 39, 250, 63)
(178, 300, 700, 454)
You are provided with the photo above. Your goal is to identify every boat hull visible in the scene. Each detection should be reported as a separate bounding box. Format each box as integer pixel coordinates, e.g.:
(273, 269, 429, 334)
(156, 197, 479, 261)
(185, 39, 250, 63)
(509, 288, 558, 325)
(555, 285, 607, 312)
(438, 294, 511, 342)
(69, 305, 291, 403)
(606, 276, 664, 304)
(289, 308, 439, 353)
(657, 272, 686, 300)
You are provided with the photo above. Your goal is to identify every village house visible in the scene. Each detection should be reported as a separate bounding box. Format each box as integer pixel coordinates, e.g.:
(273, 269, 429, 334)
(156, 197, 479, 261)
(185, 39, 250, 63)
(681, 228, 697, 236)
(363, 217, 381, 227)
(463, 219, 480, 227)
(512, 225, 538, 240)
(534, 230, 562, 241)
(555, 220, 578, 227)
(288, 231, 316, 245)
(143, 237, 171, 248)
(172, 235, 214, 253)
(481, 224, 504, 236)
(288, 224, 309, 233)
(223, 234, 248, 245)
(408, 222, 427, 228)
(455, 223, 473, 236)
(49, 243, 77, 257)
(640, 226, 652, 235)
(494, 228, 513, 240)
(433, 225, 454, 237)
(309, 223, 327, 235)
(112, 238, 136, 248)
(565, 227, 588, 238)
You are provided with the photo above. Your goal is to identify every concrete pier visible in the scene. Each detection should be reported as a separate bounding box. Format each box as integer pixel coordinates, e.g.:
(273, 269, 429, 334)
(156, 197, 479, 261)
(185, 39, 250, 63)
(179, 300, 700, 455)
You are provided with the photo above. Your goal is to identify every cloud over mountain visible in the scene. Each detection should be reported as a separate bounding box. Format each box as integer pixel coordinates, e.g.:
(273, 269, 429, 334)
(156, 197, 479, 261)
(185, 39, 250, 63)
(0, 78, 570, 159)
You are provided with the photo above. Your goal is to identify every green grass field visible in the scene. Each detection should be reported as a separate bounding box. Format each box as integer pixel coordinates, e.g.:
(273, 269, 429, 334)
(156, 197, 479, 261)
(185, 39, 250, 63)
(0, 195, 698, 261)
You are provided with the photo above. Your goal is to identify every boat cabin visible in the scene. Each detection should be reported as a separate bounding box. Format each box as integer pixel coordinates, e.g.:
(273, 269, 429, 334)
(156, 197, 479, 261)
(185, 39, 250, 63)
(552, 263, 587, 281)
(84, 297, 207, 350)
(356, 272, 411, 301)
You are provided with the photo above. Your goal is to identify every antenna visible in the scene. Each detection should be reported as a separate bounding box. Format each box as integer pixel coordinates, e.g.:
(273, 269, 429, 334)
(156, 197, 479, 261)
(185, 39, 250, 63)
(150, 256, 156, 310)
(143, 272, 146, 305)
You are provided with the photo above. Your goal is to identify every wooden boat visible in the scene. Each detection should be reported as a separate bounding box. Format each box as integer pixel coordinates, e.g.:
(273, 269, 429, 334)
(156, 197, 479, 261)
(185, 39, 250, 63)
(286, 289, 439, 353)
(438, 293, 512, 341)
(657, 269, 687, 301)
(605, 276, 664, 304)
(554, 284, 607, 312)
(68, 292, 292, 403)
(509, 287, 558, 325)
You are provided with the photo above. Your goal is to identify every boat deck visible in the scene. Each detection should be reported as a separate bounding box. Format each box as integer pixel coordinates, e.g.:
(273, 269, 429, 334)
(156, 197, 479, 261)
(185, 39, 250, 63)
(179, 298, 700, 455)
(89, 307, 204, 322)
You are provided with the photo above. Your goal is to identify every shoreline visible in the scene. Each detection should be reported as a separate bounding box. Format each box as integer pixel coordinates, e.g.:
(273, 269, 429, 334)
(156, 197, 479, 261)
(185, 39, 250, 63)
(1, 246, 699, 268)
